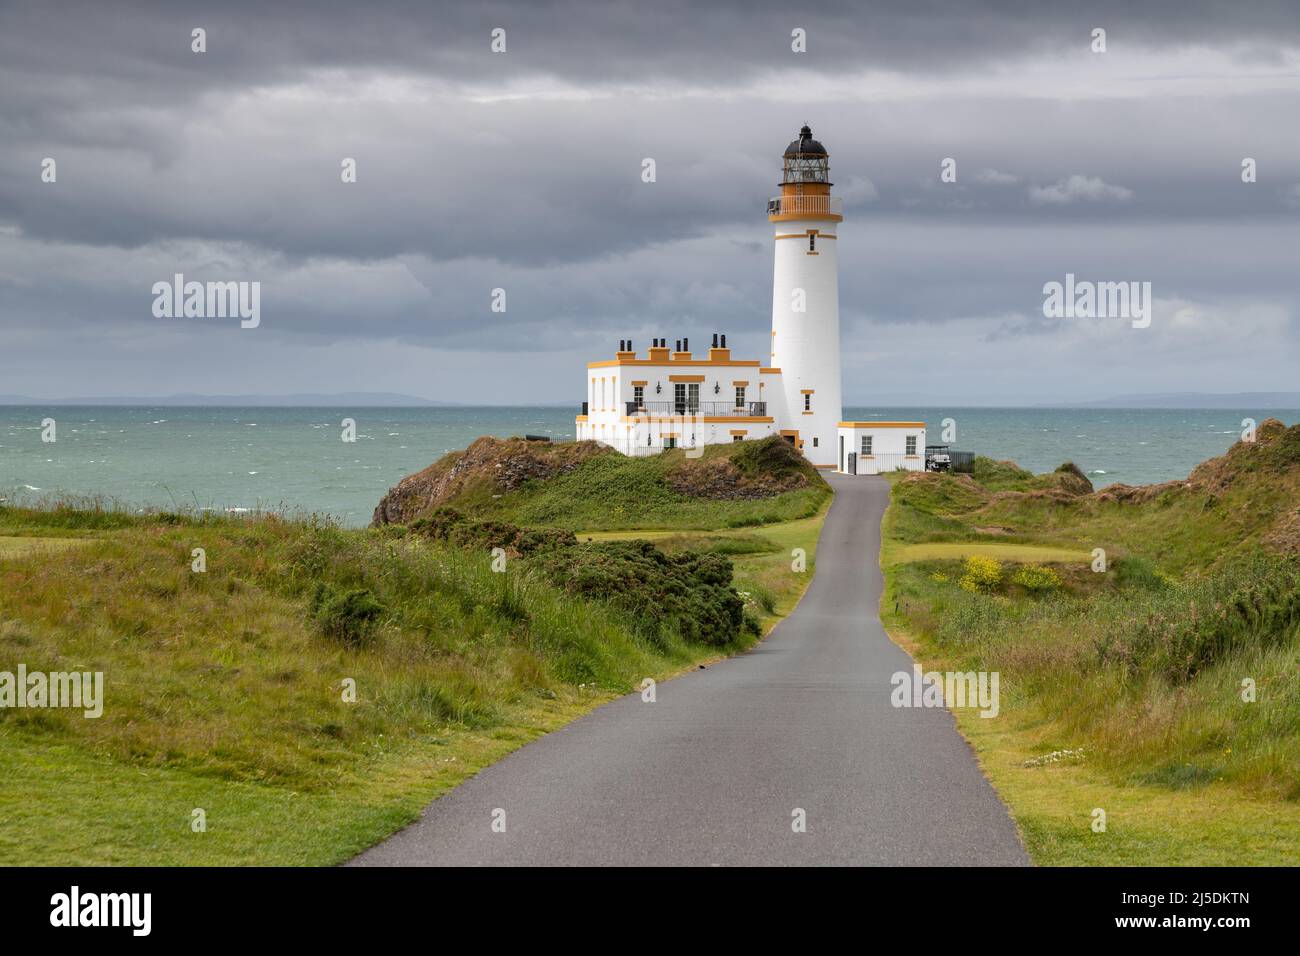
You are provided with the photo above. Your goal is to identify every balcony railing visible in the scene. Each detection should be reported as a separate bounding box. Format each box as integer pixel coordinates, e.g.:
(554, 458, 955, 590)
(625, 400, 768, 418)
(766, 195, 843, 217)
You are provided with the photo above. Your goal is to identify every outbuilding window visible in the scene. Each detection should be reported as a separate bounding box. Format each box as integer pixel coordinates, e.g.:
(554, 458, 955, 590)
(861, 435, 872, 455)
(906, 436, 917, 455)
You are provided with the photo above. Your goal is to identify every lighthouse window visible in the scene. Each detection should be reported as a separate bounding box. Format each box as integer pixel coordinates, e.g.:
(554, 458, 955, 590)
(809, 234, 816, 252)
(633, 385, 644, 409)
(735, 386, 746, 408)
(803, 393, 811, 412)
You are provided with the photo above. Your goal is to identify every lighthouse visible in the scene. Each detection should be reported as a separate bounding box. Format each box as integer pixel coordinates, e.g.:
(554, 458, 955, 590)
(767, 124, 843, 468)
(575, 125, 923, 474)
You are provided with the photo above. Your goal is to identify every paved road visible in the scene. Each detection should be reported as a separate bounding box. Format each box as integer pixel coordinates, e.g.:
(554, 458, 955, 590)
(351, 474, 1029, 866)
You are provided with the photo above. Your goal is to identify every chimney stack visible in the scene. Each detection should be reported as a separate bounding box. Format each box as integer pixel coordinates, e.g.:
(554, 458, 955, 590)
(709, 330, 731, 363)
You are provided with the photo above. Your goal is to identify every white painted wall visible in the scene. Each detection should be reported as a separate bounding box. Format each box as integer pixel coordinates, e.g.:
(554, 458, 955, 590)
(770, 217, 842, 467)
(578, 358, 781, 455)
(837, 425, 927, 474)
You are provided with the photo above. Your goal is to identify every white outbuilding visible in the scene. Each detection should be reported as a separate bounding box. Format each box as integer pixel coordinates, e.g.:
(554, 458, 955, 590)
(836, 422, 927, 475)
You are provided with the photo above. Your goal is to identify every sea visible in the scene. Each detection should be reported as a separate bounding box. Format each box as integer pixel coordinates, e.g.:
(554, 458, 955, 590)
(2, 406, 1295, 528)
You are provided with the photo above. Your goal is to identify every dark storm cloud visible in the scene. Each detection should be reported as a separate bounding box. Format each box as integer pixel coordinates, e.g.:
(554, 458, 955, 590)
(1, 0, 1299, 401)
(6, 0, 1300, 90)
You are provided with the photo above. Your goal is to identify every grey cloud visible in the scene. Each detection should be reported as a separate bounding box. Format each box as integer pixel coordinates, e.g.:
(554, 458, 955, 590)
(2, 0, 1299, 403)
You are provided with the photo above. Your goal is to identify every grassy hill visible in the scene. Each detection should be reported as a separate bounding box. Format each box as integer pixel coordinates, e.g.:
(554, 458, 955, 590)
(373, 435, 830, 530)
(0, 437, 829, 864)
(881, 418, 1300, 864)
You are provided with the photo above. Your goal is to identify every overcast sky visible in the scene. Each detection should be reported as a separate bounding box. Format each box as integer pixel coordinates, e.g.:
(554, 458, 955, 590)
(2, 0, 1298, 404)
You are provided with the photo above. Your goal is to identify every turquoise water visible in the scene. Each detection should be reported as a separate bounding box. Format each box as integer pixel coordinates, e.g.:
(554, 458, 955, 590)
(2, 405, 1294, 527)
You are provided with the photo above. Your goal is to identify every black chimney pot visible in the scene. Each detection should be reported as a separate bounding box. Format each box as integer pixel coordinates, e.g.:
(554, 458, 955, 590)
(683, 337, 689, 351)
(712, 333, 719, 348)
(721, 334, 727, 348)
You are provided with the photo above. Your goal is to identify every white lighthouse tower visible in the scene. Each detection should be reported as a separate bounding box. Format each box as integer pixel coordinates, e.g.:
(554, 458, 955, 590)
(768, 125, 843, 468)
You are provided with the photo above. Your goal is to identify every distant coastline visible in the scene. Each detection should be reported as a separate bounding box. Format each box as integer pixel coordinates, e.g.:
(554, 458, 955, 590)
(0, 392, 458, 407)
(1039, 392, 1300, 410)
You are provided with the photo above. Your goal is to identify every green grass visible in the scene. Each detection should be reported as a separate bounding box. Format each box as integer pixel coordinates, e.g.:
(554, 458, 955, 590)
(0, 535, 94, 558)
(0, 491, 828, 864)
(887, 541, 1091, 566)
(878, 438, 1300, 865)
(0, 698, 597, 865)
(419, 438, 832, 532)
(949, 695, 1300, 866)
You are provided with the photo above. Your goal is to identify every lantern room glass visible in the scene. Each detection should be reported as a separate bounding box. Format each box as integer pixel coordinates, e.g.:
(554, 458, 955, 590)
(782, 154, 829, 184)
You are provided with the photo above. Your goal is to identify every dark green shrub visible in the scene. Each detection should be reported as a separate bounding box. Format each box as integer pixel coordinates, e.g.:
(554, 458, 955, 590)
(534, 540, 746, 647)
(513, 526, 578, 554)
(410, 507, 574, 556)
(1115, 556, 1168, 591)
(311, 582, 384, 646)
(409, 507, 467, 540)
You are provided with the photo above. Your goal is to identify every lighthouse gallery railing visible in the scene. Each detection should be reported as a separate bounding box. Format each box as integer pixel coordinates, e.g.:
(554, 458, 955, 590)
(766, 195, 843, 216)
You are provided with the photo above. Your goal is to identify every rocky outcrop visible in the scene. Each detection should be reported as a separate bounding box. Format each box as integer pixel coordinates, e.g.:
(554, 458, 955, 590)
(371, 437, 609, 526)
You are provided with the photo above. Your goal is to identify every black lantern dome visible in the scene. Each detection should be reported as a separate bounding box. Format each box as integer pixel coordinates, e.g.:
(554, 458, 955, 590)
(781, 124, 830, 185)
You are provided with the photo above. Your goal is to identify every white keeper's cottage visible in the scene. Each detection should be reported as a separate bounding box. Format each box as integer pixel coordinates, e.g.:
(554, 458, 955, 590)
(575, 125, 925, 475)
